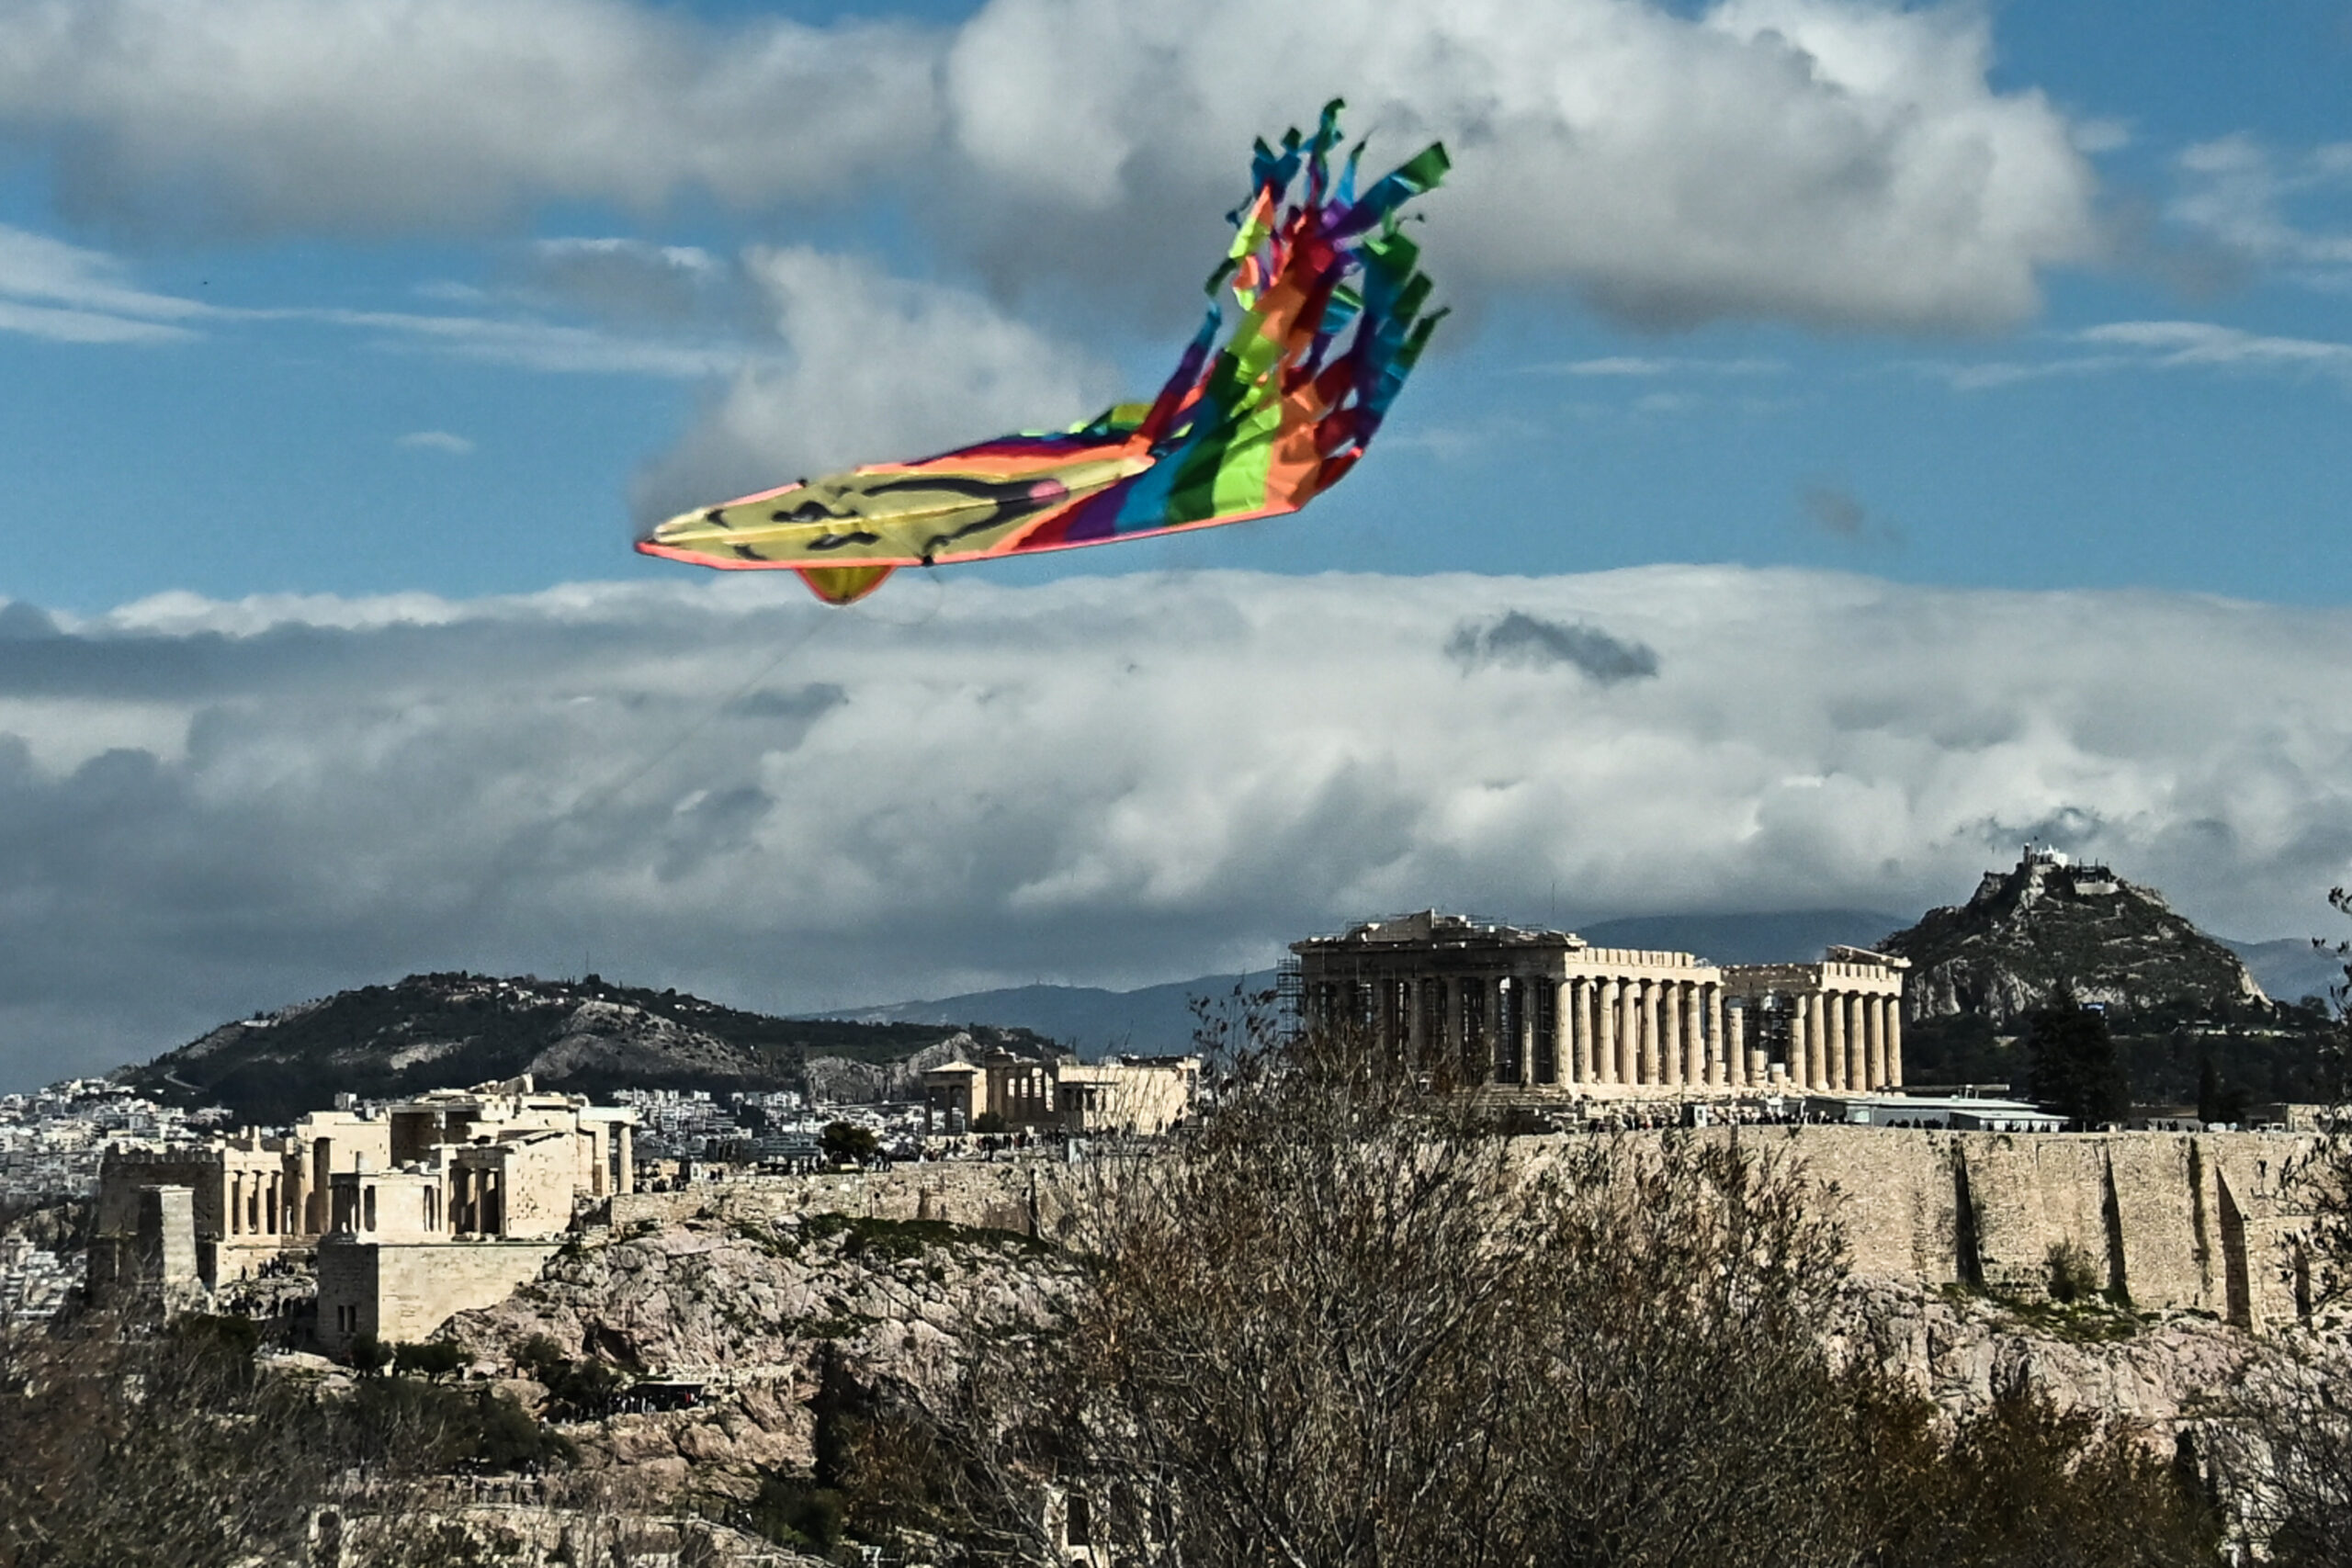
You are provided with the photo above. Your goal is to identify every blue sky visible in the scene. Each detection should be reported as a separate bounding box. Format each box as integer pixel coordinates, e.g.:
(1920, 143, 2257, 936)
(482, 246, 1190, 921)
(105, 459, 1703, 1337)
(3, 0, 2346, 611)
(2, 0, 2351, 1083)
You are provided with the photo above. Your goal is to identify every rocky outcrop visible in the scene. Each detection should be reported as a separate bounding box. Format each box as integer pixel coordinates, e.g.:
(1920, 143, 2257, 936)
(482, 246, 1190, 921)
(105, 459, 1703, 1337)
(802, 1032, 1047, 1105)
(1881, 850, 2267, 1024)
(443, 1201, 1075, 1500)
(1834, 1274, 2257, 1436)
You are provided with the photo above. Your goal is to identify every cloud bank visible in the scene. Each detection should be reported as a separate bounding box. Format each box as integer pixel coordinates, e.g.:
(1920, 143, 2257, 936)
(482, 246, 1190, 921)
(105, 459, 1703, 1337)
(0, 0, 2098, 332)
(3, 566, 2349, 1089)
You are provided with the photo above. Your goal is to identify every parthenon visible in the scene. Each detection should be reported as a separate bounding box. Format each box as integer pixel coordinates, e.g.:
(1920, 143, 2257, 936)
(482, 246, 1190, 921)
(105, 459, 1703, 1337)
(1291, 912, 1907, 1096)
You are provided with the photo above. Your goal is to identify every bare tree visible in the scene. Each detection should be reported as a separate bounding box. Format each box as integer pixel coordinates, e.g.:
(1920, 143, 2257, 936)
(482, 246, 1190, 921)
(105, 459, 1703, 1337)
(929, 1025, 1878, 1568)
(2221, 889, 2352, 1566)
(0, 1314, 336, 1568)
(891, 1015, 2226, 1568)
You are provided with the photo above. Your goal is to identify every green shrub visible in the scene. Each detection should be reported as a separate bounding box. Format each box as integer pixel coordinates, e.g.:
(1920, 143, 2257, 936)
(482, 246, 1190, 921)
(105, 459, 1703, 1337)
(392, 1340, 468, 1381)
(345, 1377, 573, 1472)
(820, 1121, 880, 1166)
(2047, 1241, 2102, 1304)
(741, 1473, 846, 1552)
(516, 1334, 628, 1418)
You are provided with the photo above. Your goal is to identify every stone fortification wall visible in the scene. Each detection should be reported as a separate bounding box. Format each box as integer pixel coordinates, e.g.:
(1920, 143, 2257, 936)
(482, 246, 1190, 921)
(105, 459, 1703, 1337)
(96, 1150, 222, 1237)
(86, 1184, 202, 1313)
(1724, 1126, 2314, 1330)
(319, 1238, 565, 1348)
(395, 1127, 2314, 1352)
(632, 1131, 2316, 1328)
(608, 1161, 1072, 1240)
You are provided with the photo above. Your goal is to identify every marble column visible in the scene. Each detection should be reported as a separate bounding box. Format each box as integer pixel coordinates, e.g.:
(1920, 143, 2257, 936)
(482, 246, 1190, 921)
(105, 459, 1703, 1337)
(1487, 976, 1508, 1084)
(1683, 984, 1706, 1087)
(1635, 980, 1657, 1085)
(1597, 977, 1620, 1085)
(1491, 976, 1509, 1084)
(1571, 979, 1592, 1084)
(1661, 981, 1681, 1087)
(1804, 995, 1826, 1090)
(1825, 992, 1846, 1091)
(1846, 993, 1868, 1090)
(1707, 985, 1727, 1087)
(1865, 993, 1886, 1089)
(1449, 976, 1469, 1081)
(1659, 981, 1682, 1087)
(1521, 978, 1540, 1084)
(1551, 979, 1570, 1086)
(1619, 979, 1640, 1085)
(1503, 977, 1523, 1084)
(1599, 973, 1618, 1086)
(617, 1123, 635, 1195)
(1887, 996, 1905, 1088)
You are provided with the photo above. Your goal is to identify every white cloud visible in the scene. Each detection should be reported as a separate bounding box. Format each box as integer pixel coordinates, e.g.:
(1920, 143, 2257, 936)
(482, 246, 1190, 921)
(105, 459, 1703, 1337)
(630, 246, 1121, 523)
(522, 238, 730, 325)
(0, 220, 757, 368)
(2169, 133, 2352, 288)
(0, 0, 944, 233)
(2, 567, 2350, 1084)
(1917, 320, 2352, 390)
(0, 298, 196, 344)
(0, 0, 2101, 333)
(396, 430, 474, 455)
(312, 306, 746, 378)
(0, 221, 214, 342)
(2076, 320, 2352, 373)
(2070, 118, 2132, 155)
(1531, 355, 1785, 377)
(943, 0, 2098, 329)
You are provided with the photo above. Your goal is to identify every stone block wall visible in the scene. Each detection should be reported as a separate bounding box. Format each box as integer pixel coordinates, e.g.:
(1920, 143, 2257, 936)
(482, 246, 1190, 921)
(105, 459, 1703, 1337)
(608, 1160, 1068, 1239)
(1752, 1126, 2317, 1328)
(312, 1129, 2326, 1353)
(319, 1237, 563, 1349)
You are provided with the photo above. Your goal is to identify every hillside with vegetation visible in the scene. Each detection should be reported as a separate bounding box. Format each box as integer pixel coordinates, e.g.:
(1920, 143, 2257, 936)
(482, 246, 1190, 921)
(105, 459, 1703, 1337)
(117, 973, 1057, 1125)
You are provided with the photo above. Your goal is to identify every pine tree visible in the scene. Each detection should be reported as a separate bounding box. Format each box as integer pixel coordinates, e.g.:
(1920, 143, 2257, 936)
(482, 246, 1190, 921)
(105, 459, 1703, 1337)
(2028, 1004, 2129, 1130)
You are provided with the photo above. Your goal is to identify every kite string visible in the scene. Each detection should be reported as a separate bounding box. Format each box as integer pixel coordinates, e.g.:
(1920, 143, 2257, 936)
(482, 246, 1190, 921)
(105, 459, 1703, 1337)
(560, 602, 842, 823)
(452, 598, 845, 946)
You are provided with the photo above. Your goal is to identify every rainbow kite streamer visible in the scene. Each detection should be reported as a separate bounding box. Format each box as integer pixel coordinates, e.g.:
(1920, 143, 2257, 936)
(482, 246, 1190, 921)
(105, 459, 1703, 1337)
(639, 101, 1449, 604)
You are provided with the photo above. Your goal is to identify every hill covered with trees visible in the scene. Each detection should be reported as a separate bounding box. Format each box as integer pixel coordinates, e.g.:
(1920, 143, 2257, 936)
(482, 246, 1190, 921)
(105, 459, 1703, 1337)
(118, 972, 1057, 1125)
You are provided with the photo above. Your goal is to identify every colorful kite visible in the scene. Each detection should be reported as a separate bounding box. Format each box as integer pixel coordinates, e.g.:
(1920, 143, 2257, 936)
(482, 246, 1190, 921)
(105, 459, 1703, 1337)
(638, 102, 1449, 605)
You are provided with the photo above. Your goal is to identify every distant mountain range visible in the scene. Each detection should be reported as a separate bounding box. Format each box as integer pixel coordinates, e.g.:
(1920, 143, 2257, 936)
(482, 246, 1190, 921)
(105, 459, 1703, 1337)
(813, 973, 1278, 1059)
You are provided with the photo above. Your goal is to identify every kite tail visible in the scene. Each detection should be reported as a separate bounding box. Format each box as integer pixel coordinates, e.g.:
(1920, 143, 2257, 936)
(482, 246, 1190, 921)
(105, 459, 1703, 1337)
(1104, 100, 1448, 531)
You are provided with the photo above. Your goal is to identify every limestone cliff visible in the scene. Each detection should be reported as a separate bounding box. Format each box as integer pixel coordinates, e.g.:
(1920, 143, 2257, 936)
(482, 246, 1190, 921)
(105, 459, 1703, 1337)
(1834, 1274, 2256, 1433)
(1880, 851, 2267, 1024)
(442, 1194, 1074, 1500)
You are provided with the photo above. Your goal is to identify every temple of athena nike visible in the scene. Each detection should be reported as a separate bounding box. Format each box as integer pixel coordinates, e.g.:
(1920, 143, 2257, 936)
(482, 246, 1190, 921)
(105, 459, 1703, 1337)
(1290, 911, 1907, 1098)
